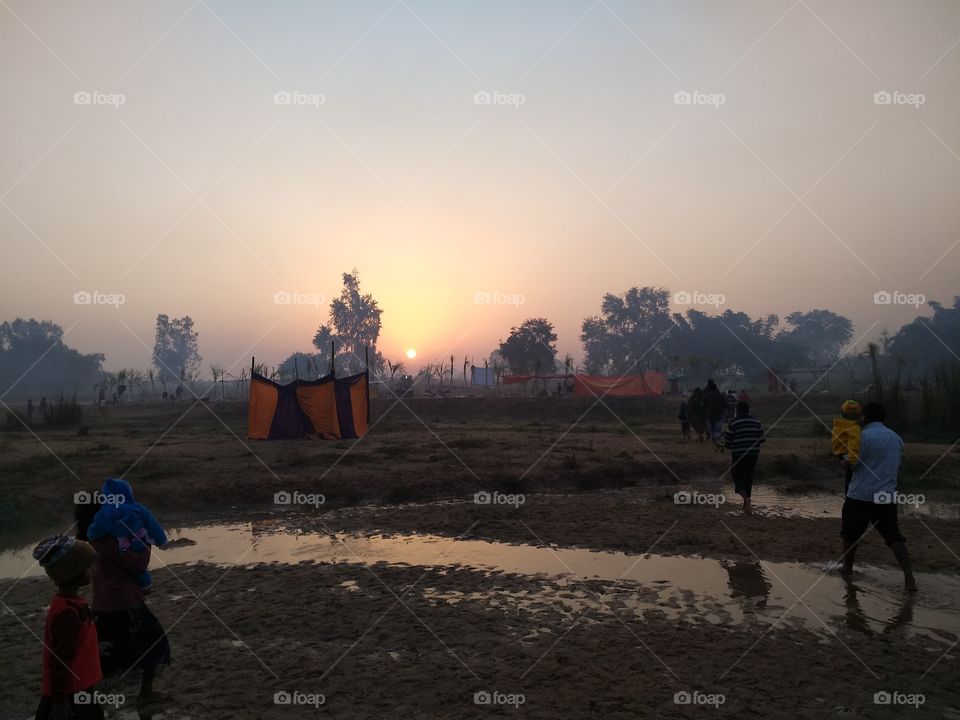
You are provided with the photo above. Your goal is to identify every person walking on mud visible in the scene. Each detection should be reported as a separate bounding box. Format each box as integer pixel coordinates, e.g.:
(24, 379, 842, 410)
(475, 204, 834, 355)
(678, 399, 691, 439)
(702, 380, 726, 446)
(688, 388, 707, 442)
(720, 401, 765, 515)
(839, 402, 918, 592)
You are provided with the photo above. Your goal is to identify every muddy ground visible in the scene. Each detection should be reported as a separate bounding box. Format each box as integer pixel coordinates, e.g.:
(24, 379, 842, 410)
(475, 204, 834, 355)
(2, 559, 957, 718)
(0, 398, 958, 717)
(1, 397, 957, 541)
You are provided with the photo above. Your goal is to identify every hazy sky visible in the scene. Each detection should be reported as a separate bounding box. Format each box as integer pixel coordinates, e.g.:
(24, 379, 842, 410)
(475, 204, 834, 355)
(2, 0, 959, 374)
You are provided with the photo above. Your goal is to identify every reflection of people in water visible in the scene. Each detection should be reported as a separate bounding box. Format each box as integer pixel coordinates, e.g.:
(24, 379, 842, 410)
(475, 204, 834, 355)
(722, 560, 771, 609)
(842, 578, 872, 635)
(841, 576, 915, 636)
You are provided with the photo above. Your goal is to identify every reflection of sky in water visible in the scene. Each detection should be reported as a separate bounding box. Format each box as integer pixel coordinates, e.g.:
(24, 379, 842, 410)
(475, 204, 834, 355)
(3, 521, 958, 644)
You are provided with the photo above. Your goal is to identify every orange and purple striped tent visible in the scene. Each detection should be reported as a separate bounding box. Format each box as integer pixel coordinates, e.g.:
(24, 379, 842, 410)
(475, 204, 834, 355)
(247, 371, 369, 440)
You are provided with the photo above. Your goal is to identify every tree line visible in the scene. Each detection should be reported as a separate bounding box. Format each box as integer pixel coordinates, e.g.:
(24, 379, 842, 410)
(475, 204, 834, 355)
(493, 287, 960, 385)
(1, 283, 957, 398)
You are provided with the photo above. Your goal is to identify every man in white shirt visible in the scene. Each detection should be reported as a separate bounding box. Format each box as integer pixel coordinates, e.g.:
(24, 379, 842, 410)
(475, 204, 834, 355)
(840, 402, 917, 591)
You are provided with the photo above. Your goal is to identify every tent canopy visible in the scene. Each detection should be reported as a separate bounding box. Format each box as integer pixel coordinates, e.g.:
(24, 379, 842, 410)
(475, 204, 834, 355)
(574, 373, 666, 397)
(502, 373, 574, 385)
(248, 371, 369, 440)
(499, 372, 666, 396)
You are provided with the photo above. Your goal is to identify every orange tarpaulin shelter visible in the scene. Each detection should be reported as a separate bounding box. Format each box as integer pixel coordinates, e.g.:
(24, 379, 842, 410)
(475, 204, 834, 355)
(573, 373, 666, 397)
(248, 371, 369, 440)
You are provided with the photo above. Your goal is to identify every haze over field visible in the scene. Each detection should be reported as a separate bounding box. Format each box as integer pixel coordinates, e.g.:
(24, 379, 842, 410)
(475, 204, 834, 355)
(2, 0, 959, 372)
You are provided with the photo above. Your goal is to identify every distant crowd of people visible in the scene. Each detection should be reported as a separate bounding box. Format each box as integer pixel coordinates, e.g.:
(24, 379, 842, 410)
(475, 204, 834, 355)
(21, 383, 187, 421)
(678, 380, 750, 445)
(25, 397, 47, 424)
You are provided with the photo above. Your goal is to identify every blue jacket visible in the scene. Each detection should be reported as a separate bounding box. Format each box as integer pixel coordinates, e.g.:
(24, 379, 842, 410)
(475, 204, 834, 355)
(86, 478, 167, 548)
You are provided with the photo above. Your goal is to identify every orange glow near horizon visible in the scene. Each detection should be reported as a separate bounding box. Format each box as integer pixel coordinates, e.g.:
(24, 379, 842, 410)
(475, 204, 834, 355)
(1, 3, 957, 373)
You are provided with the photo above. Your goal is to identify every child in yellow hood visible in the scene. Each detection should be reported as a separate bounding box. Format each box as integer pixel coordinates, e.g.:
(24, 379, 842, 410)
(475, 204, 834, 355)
(832, 400, 862, 495)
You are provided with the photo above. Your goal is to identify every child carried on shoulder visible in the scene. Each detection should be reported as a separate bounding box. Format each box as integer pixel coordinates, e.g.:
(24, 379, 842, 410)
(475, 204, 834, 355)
(86, 478, 167, 592)
(831, 400, 862, 496)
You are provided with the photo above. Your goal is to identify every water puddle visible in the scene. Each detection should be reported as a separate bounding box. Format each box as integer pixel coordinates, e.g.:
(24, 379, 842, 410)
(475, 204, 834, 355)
(698, 483, 960, 520)
(3, 521, 958, 645)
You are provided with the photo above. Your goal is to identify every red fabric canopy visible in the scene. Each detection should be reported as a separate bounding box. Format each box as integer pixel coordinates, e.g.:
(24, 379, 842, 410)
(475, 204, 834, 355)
(502, 374, 574, 385)
(499, 372, 665, 396)
(573, 373, 666, 397)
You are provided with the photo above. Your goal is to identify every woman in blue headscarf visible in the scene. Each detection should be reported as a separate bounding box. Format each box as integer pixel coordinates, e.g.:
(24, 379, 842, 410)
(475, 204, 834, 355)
(79, 478, 171, 706)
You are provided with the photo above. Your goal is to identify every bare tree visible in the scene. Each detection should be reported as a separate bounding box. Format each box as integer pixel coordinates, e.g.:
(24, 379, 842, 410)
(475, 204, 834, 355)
(493, 360, 505, 389)
(386, 358, 406, 381)
(210, 365, 225, 399)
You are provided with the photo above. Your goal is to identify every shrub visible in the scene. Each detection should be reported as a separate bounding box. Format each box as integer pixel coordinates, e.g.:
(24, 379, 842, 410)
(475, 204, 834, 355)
(42, 394, 84, 428)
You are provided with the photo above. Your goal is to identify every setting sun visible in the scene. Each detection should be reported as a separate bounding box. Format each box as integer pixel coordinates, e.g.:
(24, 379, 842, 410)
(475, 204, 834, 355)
(405, 348, 417, 360)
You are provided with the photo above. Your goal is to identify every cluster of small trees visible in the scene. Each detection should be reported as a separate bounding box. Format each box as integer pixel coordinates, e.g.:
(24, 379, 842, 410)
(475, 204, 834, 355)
(491, 286, 960, 386)
(0, 314, 204, 401)
(0, 319, 105, 399)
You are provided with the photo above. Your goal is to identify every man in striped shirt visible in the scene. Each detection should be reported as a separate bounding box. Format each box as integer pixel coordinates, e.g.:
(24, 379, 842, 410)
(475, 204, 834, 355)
(840, 402, 917, 591)
(721, 401, 766, 515)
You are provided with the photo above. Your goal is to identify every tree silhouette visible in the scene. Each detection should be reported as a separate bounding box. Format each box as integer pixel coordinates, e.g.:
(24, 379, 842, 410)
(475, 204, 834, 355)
(311, 269, 385, 375)
(499, 318, 557, 374)
(152, 314, 201, 384)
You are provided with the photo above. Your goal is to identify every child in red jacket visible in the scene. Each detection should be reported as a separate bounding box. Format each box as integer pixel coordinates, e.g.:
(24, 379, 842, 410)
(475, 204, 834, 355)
(33, 535, 103, 720)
